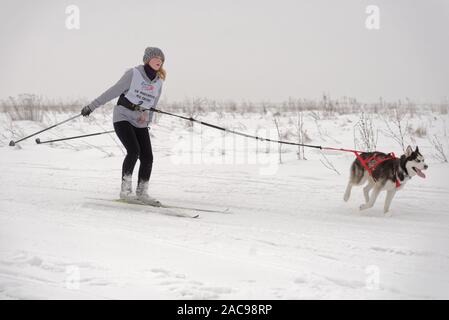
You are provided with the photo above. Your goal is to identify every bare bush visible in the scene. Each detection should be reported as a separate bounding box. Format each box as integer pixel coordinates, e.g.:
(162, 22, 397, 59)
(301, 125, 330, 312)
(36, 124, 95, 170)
(319, 151, 340, 175)
(310, 111, 326, 141)
(410, 124, 427, 138)
(273, 115, 282, 164)
(381, 103, 409, 152)
(1, 94, 44, 122)
(439, 103, 448, 115)
(321, 93, 336, 119)
(429, 135, 448, 163)
(405, 97, 417, 118)
(354, 112, 377, 151)
(294, 111, 308, 160)
(179, 97, 207, 128)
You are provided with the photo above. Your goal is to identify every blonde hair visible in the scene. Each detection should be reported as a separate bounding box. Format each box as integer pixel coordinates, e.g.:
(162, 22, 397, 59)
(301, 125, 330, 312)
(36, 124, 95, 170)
(157, 66, 166, 81)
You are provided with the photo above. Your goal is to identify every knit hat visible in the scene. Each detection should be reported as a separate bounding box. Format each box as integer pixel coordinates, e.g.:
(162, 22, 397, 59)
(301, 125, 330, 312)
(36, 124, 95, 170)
(143, 47, 165, 64)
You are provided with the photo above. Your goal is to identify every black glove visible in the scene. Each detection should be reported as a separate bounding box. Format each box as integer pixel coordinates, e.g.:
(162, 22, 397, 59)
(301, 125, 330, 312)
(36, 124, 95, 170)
(81, 105, 92, 117)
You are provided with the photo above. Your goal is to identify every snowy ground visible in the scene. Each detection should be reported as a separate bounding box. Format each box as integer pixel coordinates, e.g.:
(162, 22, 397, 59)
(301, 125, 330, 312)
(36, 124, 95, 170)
(0, 107, 449, 299)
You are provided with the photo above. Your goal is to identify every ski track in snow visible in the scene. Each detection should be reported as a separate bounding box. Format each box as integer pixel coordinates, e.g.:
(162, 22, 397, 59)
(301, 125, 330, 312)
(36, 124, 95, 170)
(1, 112, 449, 299)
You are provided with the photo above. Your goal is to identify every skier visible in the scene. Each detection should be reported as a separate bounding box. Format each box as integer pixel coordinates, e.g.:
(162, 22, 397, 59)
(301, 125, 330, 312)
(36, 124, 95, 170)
(80, 47, 166, 206)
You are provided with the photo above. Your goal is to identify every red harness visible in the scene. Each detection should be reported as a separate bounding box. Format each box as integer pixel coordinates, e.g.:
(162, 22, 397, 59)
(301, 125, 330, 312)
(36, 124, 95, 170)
(354, 151, 401, 188)
(323, 148, 401, 188)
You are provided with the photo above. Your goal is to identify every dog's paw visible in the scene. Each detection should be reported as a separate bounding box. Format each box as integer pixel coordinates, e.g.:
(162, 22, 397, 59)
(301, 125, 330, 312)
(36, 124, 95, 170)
(343, 194, 349, 202)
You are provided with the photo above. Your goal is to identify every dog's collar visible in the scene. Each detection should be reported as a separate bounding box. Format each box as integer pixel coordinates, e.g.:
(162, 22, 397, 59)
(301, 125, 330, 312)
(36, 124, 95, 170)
(395, 164, 412, 188)
(400, 156, 409, 176)
(402, 166, 411, 181)
(395, 159, 410, 188)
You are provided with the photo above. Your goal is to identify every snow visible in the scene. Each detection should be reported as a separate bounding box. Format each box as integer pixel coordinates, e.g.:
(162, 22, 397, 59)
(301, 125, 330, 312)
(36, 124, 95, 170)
(0, 108, 448, 299)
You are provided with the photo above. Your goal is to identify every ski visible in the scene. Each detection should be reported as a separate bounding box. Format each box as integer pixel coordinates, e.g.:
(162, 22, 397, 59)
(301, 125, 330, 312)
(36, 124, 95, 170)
(86, 196, 229, 215)
(86, 197, 199, 219)
(159, 203, 230, 214)
(113, 198, 200, 218)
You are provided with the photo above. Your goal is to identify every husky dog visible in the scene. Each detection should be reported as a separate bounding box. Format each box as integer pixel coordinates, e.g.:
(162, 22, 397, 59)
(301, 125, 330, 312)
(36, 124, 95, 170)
(343, 146, 428, 214)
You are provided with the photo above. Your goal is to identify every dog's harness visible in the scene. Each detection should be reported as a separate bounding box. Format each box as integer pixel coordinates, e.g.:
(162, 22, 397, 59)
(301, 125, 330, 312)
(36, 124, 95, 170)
(356, 151, 401, 188)
(323, 147, 402, 188)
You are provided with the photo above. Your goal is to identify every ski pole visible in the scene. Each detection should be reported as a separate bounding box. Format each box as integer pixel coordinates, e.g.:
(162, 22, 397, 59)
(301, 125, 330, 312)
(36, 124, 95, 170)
(35, 129, 115, 144)
(9, 114, 82, 146)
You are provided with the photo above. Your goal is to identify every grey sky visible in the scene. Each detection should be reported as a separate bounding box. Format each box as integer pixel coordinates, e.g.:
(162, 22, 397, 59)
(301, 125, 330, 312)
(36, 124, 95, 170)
(0, 0, 448, 104)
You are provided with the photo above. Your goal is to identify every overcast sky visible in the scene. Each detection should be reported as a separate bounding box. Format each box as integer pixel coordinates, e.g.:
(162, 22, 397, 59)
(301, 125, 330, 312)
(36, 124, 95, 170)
(0, 0, 448, 104)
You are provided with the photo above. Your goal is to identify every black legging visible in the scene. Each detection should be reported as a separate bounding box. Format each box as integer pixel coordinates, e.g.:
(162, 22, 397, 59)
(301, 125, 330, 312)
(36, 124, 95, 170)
(113, 121, 153, 184)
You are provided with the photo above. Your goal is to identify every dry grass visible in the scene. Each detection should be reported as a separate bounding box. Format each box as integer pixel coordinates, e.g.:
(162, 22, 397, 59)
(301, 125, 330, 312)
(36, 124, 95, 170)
(1, 93, 444, 122)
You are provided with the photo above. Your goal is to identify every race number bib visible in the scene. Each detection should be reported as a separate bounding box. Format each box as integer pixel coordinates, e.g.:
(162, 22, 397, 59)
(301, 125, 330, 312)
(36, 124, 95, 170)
(124, 68, 162, 109)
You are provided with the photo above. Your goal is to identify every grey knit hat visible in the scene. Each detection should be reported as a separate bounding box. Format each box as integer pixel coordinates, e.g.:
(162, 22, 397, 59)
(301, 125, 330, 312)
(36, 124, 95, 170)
(143, 47, 165, 64)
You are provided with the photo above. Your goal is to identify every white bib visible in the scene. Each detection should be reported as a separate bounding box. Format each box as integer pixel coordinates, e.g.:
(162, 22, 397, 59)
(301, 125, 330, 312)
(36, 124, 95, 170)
(124, 68, 162, 109)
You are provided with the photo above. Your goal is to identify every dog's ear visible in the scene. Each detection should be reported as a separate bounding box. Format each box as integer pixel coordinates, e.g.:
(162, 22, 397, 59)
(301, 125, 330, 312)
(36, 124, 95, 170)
(406, 145, 413, 156)
(415, 146, 420, 154)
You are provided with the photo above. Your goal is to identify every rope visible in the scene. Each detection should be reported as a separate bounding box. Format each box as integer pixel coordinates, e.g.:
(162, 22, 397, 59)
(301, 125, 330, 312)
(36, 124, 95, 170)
(150, 107, 324, 150)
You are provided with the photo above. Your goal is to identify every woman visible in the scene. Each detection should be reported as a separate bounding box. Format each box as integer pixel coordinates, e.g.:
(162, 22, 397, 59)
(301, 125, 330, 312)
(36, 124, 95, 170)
(81, 47, 166, 206)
